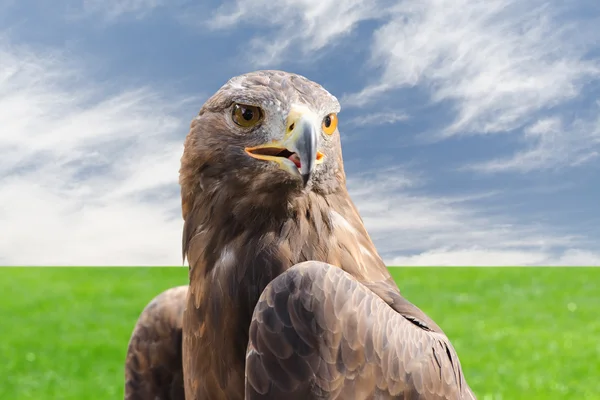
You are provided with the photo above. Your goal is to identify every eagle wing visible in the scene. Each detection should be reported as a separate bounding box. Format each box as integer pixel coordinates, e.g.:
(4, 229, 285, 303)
(244, 261, 476, 400)
(124, 285, 188, 400)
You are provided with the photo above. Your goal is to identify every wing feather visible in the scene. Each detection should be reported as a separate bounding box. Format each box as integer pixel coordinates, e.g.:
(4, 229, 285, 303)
(124, 285, 188, 400)
(245, 262, 476, 400)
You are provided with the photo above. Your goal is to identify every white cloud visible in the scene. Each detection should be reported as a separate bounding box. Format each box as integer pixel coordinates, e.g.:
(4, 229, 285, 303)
(208, 0, 385, 66)
(347, 111, 409, 127)
(552, 249, 600, 266)
(390, 248, 549, 266)
(209, 0, 600, 173)
(347, 168, 594, 266)
(0, 32, 596, 266)
(465, 110, 600, 173)
(344, 0, 599, 137)
(390, 247, 600, 266)
(0, 37, 197, 265)
(75, 0, 165, 20)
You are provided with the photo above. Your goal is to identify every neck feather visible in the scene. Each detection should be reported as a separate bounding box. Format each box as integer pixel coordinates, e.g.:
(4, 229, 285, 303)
(183, 187, 389, 369)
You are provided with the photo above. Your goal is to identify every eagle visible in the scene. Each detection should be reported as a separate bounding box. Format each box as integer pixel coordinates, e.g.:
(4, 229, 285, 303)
(124, 70, 476, 400)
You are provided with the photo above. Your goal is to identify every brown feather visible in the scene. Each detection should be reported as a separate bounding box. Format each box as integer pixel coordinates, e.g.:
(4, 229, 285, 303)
(245, 262, 476, 399)
(124, 285, 188, 400)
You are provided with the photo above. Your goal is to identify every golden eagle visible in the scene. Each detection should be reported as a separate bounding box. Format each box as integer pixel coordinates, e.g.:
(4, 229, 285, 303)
(124, 70, 476, 400)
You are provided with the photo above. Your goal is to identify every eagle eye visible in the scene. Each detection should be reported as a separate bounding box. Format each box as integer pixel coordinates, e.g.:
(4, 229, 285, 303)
(232, 103, 263, 128)
(322, 113, 338, 135)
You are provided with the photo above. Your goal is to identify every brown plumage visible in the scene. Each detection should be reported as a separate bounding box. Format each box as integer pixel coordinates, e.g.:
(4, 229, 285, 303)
(124, 285, 187, 399)
(124, 70, 476, 400)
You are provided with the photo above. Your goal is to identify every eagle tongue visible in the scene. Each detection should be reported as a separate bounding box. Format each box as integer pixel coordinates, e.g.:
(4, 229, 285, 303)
(289, 153, 301, 169)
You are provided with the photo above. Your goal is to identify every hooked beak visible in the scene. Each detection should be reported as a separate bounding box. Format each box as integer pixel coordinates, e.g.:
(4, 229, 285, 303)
(244, 105, 324, 186)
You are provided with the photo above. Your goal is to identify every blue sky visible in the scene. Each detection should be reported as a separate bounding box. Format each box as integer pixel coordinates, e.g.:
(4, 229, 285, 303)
(1, 0, 599, 265)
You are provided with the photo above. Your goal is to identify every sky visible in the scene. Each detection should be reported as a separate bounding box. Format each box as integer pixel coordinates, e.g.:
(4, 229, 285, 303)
(1, 0, 599, 266)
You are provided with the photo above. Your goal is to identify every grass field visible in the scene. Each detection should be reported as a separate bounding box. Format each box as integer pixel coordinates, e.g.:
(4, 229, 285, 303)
(0, 267, 598, 399)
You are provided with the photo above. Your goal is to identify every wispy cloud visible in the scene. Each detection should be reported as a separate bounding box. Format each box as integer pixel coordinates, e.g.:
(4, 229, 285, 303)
(347, 168, 596, 265)
(208, 0, 386, 66)
(2, 8, 598, 266)
(2, 34, 587, 266)
(390, 248, 600, 266)
(0, 37, 197, 265)
(347, 111, 409, 127)
(344, 0, 599, 137)
(209, 0, 600, 173)
(465, 110, 600, 173)
(74, 0, 165, 20)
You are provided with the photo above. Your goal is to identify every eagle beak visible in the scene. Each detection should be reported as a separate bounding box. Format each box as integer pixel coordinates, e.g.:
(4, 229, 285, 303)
(286, 114, 319, 186)
(245, 105, 324, 187)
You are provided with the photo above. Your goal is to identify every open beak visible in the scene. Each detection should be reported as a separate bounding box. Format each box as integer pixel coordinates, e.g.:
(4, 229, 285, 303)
(245, 105, 324, 186)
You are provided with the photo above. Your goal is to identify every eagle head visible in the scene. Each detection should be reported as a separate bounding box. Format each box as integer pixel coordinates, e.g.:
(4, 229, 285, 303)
(180, 70, 345, 213)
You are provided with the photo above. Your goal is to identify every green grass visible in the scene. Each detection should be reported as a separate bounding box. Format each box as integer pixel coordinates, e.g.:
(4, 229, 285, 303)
(0, 267, 598, 399)
(389, 267, 600, 400)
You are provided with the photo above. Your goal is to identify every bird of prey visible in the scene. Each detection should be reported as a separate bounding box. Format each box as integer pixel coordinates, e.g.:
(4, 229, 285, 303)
(124, 70, 476, 400)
